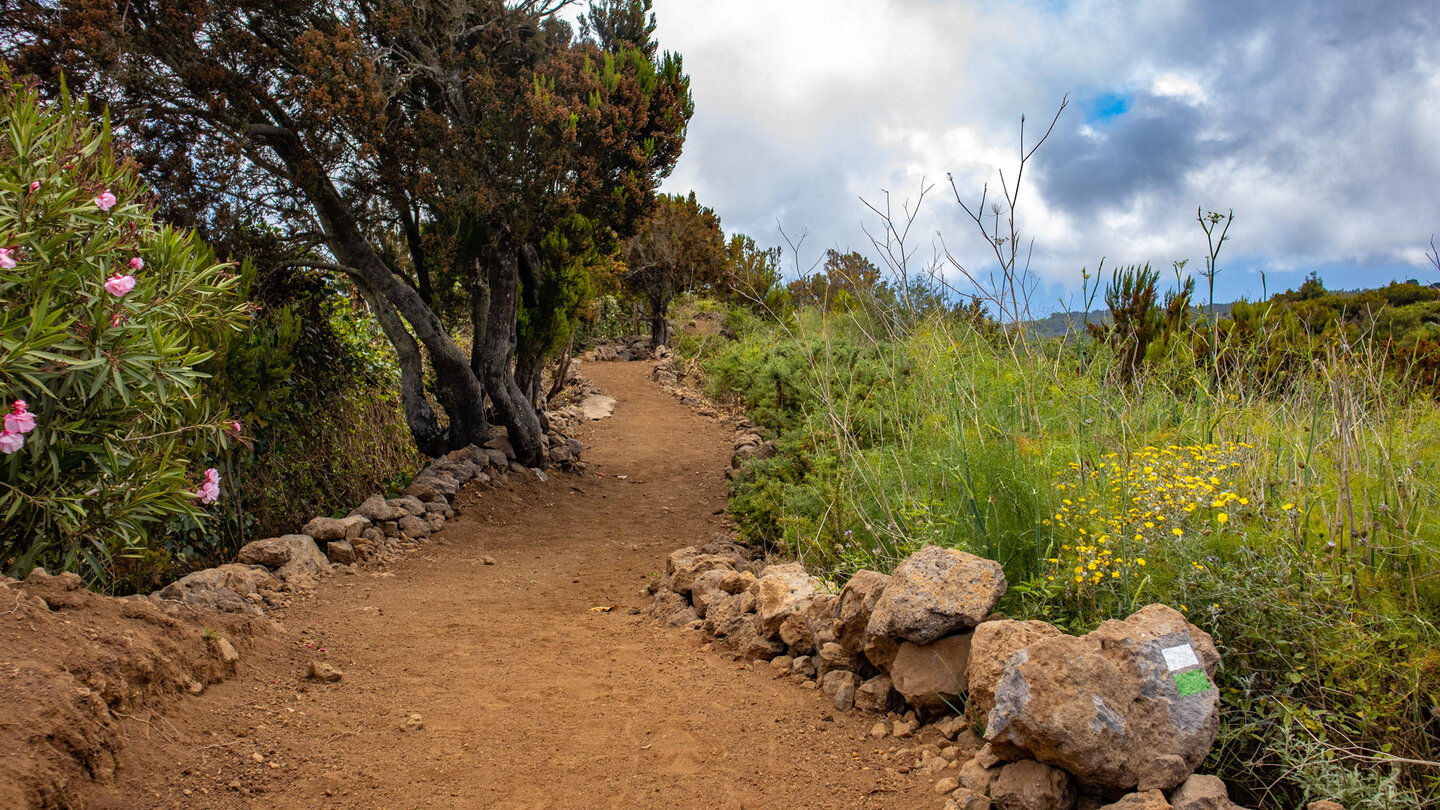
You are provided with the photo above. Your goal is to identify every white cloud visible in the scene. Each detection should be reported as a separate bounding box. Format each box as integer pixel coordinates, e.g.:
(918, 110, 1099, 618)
(636, 0, 1440, 302)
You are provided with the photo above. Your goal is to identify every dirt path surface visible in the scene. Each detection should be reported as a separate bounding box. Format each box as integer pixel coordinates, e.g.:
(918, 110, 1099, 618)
(89, 361, 929, 810)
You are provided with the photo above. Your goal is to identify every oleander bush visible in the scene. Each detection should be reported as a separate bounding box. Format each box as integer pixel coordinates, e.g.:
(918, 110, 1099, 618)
(0, 70, 246, 583)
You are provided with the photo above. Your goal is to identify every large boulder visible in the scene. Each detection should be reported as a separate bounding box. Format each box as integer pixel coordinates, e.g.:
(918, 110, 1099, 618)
(755, 563, 823, 637)
(967, 620, 1065, 725)
(889, 633, 973, 711)
(866, 545, 1006, 646)
(989, 759, 1076, 810)
(703, 592, 756, 636)
(237, 534, 330, 587)
(985, 605, 1222, 794)
(835, 569, 890, 653)
(397, 514, 432, 539)
(388, 496, 427, 517)
(326, 541, 357, 566)
(155, 563, 281, 616)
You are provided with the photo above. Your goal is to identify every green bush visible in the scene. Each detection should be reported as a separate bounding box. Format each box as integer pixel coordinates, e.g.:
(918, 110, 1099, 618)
(0, 70, 246, 584)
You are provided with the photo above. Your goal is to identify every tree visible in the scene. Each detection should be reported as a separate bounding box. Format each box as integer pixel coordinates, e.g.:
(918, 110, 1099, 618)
(2, 0, 693, 465)
(788, 249, 885, 311)
(721, 234, 789, 316)
(622, 192, 725, 347)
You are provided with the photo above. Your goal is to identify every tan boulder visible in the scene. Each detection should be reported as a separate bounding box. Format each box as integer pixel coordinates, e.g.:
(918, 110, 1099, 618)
(755, 563, 823, 637)
(666, 546, 741, 596)
(866, 545, 1006, 645)
(835, 569, 890, 652)
(890, 633, 973, 710)
(301, 515, 369, 542)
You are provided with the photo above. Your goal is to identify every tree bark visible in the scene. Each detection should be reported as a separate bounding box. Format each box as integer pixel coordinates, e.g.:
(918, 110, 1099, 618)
(351, 276, 448, 457)
(258, 128, 489, 450)
(546, 333, 574, 403)
(396, 195, 433, 307)
(649, 292, 671, 348)
(480, 247, 547, 467)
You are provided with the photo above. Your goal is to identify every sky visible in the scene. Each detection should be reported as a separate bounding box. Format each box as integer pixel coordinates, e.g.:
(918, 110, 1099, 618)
(582, 0, 1440, 312)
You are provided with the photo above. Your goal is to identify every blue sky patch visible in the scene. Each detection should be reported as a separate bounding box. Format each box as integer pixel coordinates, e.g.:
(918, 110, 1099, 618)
(1086, 92, 1132, 123)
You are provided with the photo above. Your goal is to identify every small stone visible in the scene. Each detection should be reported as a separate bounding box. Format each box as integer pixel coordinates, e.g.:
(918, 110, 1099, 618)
(892, 719, 915, 739)
(1169, 774, 1230, 810)
(212, 637, 240, 665)
(936, 714, 969, 741)
(950, 787, 992, 810)
(483, 556, 496, 565)
(869, 722, 889, 739)
(854, 674, 901, 714)
(935, 777, 960, 795)
(959, 758, 1000, 795)
(1097, 790, 1172, 810)
(401, 713, 425, 732)
(326, 541, 357, 566)
(990, 760, 1076, 810)
(306, 661, 343, 682)
(250, 752, 264, 763)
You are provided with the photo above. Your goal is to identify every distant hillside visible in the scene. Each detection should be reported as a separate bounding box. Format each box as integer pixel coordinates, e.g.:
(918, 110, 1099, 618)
(1024, 303, 1235, 338)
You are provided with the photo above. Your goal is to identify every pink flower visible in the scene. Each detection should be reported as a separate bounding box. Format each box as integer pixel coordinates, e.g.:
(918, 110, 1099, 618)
(231, 421, 242, 435)
(111, 313, 126, 327)
(104, 273, 136, 297)
(0, 429, 22, 455)
(28, 180, 40, 192)
(129, 256, 144, 271)
(95, 190, 117, 211)
(0, 248, 14, 269)
(5, 400, 36, 434)
(196, 467, 221, 504)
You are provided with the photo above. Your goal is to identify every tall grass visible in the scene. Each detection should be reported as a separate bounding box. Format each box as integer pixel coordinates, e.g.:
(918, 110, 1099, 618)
(689, 297, 1440, 808)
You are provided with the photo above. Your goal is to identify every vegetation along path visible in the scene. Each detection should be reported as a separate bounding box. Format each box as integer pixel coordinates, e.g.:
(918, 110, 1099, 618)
(91, 360, 929, 809)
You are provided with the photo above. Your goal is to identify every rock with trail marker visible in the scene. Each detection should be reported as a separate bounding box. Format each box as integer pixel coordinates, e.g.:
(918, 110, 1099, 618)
(984, 604, 1222, 794)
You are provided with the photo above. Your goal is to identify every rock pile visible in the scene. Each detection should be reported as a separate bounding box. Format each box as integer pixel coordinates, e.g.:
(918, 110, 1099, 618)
(581, 336, 656, 363)
(153, 429, 582, 618)
(648, 541, 1256, 810)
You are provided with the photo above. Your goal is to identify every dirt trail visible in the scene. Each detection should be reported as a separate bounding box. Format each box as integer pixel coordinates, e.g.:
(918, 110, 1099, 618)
(89, 361, 929, 809)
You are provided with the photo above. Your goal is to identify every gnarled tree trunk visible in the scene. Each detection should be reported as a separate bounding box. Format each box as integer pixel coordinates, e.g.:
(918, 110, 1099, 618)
(351, 276, 447, 457)
(479, 248, 546, 467)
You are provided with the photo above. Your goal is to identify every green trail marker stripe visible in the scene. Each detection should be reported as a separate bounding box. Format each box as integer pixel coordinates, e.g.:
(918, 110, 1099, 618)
(1173, 669, 1212, 697)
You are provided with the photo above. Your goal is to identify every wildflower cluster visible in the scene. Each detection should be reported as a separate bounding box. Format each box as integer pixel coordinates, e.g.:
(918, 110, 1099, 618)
(1043, 442, 1253, 599)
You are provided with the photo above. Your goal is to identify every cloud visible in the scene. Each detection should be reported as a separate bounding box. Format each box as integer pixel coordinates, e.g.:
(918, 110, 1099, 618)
(644, 0, 1440, 301)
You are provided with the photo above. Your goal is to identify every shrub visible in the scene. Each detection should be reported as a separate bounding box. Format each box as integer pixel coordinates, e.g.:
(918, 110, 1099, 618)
(0, 69, 246, 585)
